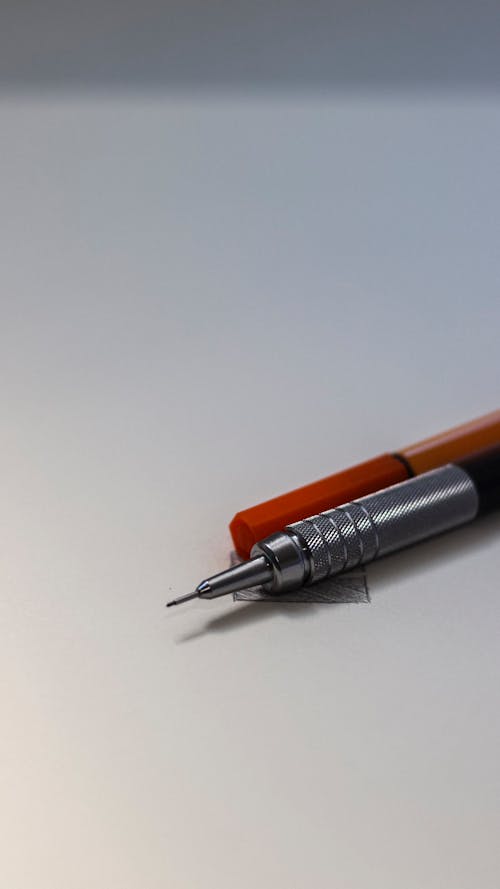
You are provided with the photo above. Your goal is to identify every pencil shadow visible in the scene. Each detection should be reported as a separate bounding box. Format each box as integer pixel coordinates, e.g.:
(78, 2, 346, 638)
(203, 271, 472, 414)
(176, 598, 328, 643)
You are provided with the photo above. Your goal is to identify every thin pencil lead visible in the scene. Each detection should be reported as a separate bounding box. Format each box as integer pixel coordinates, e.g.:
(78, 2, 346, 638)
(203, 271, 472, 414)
(166, 591, 199, 608)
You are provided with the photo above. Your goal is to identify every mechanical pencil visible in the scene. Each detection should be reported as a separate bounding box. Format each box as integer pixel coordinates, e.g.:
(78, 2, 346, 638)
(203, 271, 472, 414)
(167, 446, 500, 607)
(230, 409, 500, 558)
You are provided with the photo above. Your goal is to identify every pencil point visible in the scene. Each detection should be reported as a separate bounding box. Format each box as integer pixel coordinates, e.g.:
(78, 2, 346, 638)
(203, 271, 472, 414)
(166, 591, 199, 608)
(166, 556, 273, 608)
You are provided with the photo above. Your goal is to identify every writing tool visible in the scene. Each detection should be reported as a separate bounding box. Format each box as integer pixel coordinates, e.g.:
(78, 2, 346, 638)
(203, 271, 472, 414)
(167, 446, 500, 606)
(230, 409, 500, 558)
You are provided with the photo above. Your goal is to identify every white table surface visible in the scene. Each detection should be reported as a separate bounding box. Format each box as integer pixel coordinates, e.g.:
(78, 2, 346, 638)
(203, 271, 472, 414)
(1, 93, 499, 889)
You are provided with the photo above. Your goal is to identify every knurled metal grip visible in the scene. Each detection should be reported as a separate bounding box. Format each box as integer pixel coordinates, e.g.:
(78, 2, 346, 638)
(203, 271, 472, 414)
(251, 464, 479, 591)
(287, 464, 479, 583)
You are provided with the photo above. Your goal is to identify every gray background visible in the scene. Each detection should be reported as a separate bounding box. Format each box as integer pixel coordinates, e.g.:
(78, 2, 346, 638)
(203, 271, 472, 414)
(1, 5, 500, 889)
(1, 0, 500, 90)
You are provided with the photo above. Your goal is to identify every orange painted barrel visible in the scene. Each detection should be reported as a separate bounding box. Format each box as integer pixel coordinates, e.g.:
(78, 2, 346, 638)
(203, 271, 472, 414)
(230, 410, 500, 558)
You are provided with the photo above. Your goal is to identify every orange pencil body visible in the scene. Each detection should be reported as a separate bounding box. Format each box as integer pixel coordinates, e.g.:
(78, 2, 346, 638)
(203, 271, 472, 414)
(230, 410, 500, 558)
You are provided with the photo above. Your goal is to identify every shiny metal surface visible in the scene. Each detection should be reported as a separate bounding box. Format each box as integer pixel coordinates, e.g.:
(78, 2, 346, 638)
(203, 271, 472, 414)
(286, 464, 479, 582)
(251, 531, 310, 591)
(196, 555, 273, 599)
(169, 464, 480, 606)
